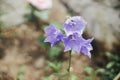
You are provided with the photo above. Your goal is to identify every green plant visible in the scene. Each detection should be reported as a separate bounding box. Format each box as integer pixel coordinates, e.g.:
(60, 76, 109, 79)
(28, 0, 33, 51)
(46, 61, 62, 72)
(18, 65, 26, 80)
(84, 67, 99, 80)
(100, 52, 120, 80)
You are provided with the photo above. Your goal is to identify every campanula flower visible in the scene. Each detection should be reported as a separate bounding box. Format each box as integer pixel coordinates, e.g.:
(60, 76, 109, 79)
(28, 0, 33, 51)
(63, 33, 93, 58)
(44, 16, 93, 58)
(44, 24, 64, 47)
(63, 33, 83, 53)
(64, 16, 87, 36)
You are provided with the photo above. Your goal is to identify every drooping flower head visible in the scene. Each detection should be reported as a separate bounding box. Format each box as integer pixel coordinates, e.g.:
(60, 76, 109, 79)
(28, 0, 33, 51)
(44, 16, 93, 58)
(64, 16, 87, 36)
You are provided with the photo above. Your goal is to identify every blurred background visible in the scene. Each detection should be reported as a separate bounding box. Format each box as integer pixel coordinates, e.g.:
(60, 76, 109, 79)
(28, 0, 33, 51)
(0, 0, 120, 80)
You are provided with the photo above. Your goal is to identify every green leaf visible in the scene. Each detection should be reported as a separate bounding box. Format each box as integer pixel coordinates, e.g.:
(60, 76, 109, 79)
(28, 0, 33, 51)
(106, 52, 119, 60)
(71, 75, 78, 80)
(18, 74, 24, 80)
(47, 61, 62, 72)
(106, 62, 115, 69)
(95, 68, 105, 74)
(106, 52, 113, 58)
(35, 10, 50, 21)
(18, 65, 26, 80)
(19, 65, 26, 74)
(84, 67, 94, 75)
(38, 36, 49, 47)
(44, 76, 53, 80)
(48, 46, 61, 58)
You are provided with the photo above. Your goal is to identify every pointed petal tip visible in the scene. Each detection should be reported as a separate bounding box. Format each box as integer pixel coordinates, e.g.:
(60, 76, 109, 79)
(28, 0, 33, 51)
(51, 44, 54, 47)
(87, 52, 91, 58)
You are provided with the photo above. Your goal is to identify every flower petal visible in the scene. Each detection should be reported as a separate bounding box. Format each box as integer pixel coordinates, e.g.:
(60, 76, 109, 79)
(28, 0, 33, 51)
(81, 46, 91, 58)
(44, 24, 64, 46)
(64, 16, 87, 36)
(63, 33, 84, 53)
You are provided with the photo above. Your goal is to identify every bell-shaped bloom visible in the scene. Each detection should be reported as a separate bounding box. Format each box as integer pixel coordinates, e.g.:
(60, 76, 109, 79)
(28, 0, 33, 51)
(44, 24, 64, 47)
(63, 33, 83, 53)
(63, 33, 93, 58)
(27, 0, 52, 10)
(64, 16, 87, 36)
(44, 16, 93, 58)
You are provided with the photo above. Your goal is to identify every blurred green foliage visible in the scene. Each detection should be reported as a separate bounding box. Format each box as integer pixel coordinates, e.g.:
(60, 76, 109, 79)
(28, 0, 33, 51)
(38, 36, 50, 47)
(100, 52, 120, 80)
(84, 52, 120, 80)
(48, 46, 62, 58)
(84, 67, 99, 80)
(46, 61, 62, 72)
(18, 65, 26, 80)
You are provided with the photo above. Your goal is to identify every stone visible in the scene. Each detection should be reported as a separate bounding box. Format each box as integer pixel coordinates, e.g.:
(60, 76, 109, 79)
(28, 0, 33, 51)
(0, 0, 29, 27)
(48, 0, 67, 23)
(62, 0, 120, 50)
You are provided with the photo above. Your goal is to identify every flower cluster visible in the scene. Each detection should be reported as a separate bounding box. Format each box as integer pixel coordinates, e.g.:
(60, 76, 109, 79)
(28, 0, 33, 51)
(44, 16, 93, 58)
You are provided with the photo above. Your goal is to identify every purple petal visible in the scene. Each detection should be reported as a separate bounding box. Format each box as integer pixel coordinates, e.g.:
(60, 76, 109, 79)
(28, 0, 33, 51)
(44, 24, 57, 35)
(64, 16, 87, 36)
(81, 46, 91, 58)
(44, 24, 64, 46)
(80, 38, 93, 58)
(63, 33, 84, 53)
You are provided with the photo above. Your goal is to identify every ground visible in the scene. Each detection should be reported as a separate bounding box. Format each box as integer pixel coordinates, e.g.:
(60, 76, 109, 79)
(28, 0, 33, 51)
(0, 23, 92, 80)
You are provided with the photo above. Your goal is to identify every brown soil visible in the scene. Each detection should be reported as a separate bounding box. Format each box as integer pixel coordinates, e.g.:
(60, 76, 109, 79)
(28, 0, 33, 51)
(0, 23, 91, 80)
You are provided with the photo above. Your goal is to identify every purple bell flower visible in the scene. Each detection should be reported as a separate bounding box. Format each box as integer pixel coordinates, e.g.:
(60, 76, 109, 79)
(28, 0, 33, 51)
(63, 33, 93, 58)
(44, 16, 93, 58)
(63, 33, 83, 53)
(44, 24, 64, 47)
(64, 16, 87, 36)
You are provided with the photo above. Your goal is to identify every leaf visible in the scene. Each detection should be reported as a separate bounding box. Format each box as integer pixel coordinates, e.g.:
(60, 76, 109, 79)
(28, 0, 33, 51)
(95, 68, 105, 74)
(71, 75, 78, 80)
(19, 65, 26, 74)
(84, 67, 94, 75)
(106, 52, 119, 60)
(106, 61, 115, 69)
(38, 36, 49, 47)
(17, 65, 26, 80)
(44, 76, 53, 80)
(106, 52, 113, 58)
(48, 46, 61, 58)
(18, 74, 24, 80)
(47, 61, 62, 72)
(35, 10, 50, 21)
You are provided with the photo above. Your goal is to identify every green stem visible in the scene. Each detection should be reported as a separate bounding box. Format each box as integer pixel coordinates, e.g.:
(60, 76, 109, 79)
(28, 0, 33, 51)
(31, 5, 35, 21)
(30, 5, 40, 30)
(68, 51, 72, 80)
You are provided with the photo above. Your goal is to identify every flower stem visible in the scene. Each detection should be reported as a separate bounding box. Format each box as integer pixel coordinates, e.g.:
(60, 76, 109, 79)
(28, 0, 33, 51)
(67, 51, 72, 80)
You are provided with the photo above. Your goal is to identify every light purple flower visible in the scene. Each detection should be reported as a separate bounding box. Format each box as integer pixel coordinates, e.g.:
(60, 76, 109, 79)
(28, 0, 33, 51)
(44, 16, 93, 58)
(63, 33, 84, 53)
(64, 16, 87, 36)
(44, 24, 63, 47)
(63, 33, 93, 58)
